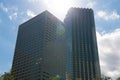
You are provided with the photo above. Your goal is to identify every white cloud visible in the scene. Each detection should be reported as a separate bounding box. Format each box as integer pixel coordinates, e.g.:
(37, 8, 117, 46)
(0, 3, 8, 12)
(9, 12, 18, 20)
(86, 1, 96, 8)
(97, 10, 120, 20)
(97, 28, 120, 80)
(0, 3, 19, 21)
(27, 10, 36, 17)
(28, 0, 39, 3)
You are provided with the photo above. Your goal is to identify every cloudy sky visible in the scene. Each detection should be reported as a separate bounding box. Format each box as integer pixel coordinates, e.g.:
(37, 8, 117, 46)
(0, 0, 120, 80)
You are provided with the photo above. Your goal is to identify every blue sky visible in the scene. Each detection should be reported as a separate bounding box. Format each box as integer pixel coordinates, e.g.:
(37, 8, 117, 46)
(0, 0, 120, 80)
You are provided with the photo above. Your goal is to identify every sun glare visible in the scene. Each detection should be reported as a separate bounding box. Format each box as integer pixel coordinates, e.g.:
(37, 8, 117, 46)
(44, 0, 74, 21)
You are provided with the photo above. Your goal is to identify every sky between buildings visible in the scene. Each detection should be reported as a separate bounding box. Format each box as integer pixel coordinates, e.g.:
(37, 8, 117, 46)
(0, 0, 120, 80)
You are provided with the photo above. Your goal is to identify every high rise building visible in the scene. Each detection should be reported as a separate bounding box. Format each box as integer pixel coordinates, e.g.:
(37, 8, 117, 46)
(12, 11, 66, 80)
(64, 8, 101, 80)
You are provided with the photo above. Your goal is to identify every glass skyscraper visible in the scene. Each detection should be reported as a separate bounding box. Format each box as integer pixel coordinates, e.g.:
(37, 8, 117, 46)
(12, 11, 66, 80)
(64, 8, 101, 80)
(12, 8, 101, 80)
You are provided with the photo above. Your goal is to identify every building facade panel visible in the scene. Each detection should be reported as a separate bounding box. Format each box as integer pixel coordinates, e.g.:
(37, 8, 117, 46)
(12, 11, 66, 80)
(64, 8, 101, 80)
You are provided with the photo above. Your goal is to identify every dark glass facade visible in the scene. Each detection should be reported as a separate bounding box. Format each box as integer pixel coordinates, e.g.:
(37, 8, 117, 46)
(64, 8, 101, 80)
(12, 11, 66, 80)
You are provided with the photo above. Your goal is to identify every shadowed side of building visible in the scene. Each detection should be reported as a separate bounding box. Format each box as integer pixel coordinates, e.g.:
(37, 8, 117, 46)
(64, 8, 101, 80)
(12, 11, 66, 80)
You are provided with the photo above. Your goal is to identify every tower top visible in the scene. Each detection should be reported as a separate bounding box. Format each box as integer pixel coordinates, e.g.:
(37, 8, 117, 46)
(20, 10, 62, 28)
